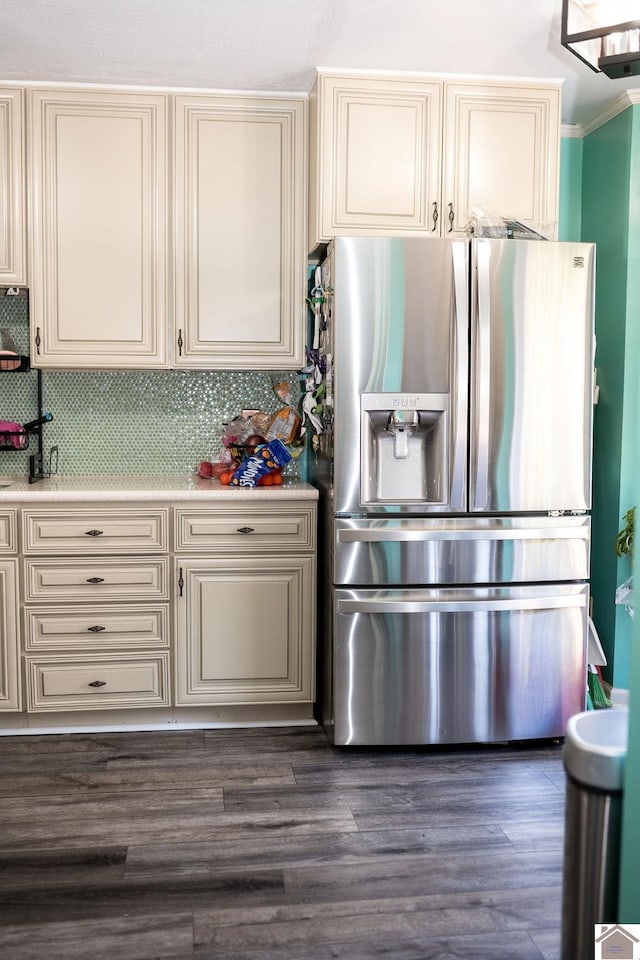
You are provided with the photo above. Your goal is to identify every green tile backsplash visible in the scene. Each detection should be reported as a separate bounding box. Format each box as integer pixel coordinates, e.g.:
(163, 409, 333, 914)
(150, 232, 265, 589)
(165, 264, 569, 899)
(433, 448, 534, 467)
(0, 296, 301, 477)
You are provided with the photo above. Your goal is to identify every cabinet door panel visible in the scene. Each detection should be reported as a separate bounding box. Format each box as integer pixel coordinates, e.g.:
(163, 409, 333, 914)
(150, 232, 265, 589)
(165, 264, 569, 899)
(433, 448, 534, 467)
(309, 74, 442, 247)
(443, 82, 560, 235)
(174, 95, 305, 369)
(0, 560, 20, 711)
(175, 556, 314, 704)
(0, 89, 26, 284)
(0, 509, 17, 553)
(313, 75, 442, 241)
(28, 89, 168, 368)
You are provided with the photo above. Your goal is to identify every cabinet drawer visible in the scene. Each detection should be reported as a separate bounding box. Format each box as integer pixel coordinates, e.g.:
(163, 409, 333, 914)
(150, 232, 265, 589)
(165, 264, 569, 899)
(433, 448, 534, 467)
(24, 605, 169, 651)
(22, 507, 169, 555)
(26, 653, 170, 711)
(175, 504, 316, 553)
(24, 558, 169, 602)
(0, 510, 17, 553)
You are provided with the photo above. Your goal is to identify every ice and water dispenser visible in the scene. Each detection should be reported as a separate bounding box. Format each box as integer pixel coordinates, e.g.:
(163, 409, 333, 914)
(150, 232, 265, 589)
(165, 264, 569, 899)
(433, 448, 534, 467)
(360, 393, 449, 504)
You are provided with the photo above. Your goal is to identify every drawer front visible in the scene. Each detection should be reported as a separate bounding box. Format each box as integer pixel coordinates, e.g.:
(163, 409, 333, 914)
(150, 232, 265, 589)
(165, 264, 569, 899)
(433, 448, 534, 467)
(0, 510, 17, 553)
(22, 507, 169, 555)
(26, 653, 170, 711)
(175, 504, 316, 553)
(24, 558, 169, 602)
(24, 605, 169, 651)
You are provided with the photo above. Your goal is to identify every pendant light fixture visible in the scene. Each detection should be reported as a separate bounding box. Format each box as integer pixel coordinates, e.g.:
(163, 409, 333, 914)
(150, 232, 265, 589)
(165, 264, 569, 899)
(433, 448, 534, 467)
(562, 0, 640, 77)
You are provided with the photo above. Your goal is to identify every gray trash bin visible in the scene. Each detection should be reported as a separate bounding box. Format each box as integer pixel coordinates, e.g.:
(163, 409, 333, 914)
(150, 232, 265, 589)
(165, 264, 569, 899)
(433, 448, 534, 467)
(561, 707, 628, 960)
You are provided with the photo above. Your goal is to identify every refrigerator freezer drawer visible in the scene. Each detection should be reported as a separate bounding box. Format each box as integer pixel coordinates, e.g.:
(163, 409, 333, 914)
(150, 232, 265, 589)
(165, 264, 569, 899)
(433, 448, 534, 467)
(335, 516, 590, 586)
(333, 584, 588, 746)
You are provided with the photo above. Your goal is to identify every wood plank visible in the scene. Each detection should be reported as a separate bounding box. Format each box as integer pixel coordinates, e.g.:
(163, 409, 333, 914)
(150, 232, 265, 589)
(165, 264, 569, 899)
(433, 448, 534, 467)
(0, 730, 206, 756)
(0, 808, 358, 852)
(280, 848, 563, 902)
(0, 847, 127, 890)
(1, 913, 194, 960)
(0, 764, 297, 799)
(354, 795, 566, 831)
(124, 824, 513, 877)
(222, 770, 563, 814)
(0, 787, 224, 825)
(193, 887, 557, 956)
(0, 870, 285, 925)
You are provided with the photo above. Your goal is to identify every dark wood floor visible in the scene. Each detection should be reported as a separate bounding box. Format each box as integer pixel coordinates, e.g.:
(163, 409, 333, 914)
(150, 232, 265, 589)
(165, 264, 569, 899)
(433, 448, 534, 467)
(0, 724, 567, 960)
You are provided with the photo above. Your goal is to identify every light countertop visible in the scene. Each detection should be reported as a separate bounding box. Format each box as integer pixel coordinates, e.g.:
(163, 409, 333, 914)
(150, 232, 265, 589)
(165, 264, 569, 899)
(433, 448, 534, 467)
(0, 474, 319, 503)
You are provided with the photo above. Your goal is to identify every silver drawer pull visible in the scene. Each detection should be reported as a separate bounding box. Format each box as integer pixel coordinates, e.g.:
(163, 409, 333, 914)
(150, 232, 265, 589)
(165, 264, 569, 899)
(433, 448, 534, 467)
(86, 577, 105, 584)
(85, 529, 104, 537)
(87, 625, 106, 633)
(88, 680, 107, 688)
(237, 526, 255, 534)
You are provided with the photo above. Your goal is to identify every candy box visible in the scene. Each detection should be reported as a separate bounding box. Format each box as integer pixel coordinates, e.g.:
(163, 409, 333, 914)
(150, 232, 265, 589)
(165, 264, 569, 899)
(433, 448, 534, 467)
(230, 438, 292, 487)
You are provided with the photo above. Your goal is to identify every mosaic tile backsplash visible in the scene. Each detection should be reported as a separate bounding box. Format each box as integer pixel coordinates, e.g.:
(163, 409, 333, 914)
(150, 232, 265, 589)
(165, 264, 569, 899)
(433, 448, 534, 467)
(0, 296, 302, 478)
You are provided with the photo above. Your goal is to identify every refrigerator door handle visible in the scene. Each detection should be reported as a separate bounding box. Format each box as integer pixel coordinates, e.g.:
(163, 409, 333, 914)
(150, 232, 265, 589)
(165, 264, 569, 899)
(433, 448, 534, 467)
(338, 595, 587, 615)
(451, 240, 468, 511)
(338, 526, 590, 543)
(472, 240, 492, 510)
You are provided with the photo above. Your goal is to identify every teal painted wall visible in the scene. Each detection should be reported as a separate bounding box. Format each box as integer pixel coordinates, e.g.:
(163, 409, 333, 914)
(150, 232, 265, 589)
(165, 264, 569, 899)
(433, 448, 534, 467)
(615, 108, 640, 687)
(576, 105, 640, 917)
(618, 107, 640, 919)
(581, 109, 634, 687)
(559, 136, 583, 241)
(618, 458, 640, 918)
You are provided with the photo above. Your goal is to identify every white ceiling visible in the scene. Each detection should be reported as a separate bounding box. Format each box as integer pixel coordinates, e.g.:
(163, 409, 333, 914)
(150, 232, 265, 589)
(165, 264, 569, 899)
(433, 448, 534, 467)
(1, 0, 639, 127)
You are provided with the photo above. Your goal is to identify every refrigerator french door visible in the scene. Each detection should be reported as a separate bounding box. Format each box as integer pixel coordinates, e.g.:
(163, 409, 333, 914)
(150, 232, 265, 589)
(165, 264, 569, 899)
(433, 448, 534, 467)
(469, 239, 593, 514)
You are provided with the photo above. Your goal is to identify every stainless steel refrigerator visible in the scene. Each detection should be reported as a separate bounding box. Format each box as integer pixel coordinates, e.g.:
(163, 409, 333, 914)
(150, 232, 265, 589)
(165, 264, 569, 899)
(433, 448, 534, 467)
(308, 236, 595, 746)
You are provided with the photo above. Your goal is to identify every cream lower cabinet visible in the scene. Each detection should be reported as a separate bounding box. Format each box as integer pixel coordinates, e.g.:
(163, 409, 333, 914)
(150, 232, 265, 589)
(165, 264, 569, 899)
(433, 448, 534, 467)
(0, 88, 26, 285)
(0, 559, 20, 711)
(27, 89, 169, 368)
(309, 71, 560, 246)
(173, 94, 306, 370)
(0, 508, 20, 711)
(21, 505, 171, 712)
(174, 503, 316, 706)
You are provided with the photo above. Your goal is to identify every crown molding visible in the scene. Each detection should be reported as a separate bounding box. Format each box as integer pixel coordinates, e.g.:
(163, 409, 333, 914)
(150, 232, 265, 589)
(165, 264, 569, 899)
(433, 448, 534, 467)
(581, 90, 640, 137)
(561, 123, 585, 138)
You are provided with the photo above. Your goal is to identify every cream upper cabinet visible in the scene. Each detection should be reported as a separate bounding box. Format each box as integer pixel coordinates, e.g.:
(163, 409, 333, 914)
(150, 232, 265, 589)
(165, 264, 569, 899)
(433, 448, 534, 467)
(28, 88, 169, 368)
(0, 88, 26, 285)
(309, 73, 442, 246)
(442, 80, 560, 236)
(173, 94, 306, 370)
(309, 71, 560, 247)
